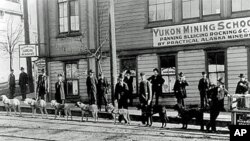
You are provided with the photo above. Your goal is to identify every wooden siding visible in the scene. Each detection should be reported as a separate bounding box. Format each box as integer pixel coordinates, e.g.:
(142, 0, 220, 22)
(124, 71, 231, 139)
(227, 46, 248, 94)
(178, 50, 206, 106)
(48, 0, 89, 57)
(79, 59, 88, 100)
(98, 0, 152, 51)
(48, 61, 64, 100)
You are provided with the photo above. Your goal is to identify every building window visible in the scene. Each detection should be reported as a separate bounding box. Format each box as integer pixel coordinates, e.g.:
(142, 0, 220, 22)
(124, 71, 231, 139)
(120, 58, 137, 94)
(182, 0, 199, 19)
(160, 55, 176, 94)
(203, 0, 220, 15)
(148, 0, 172, 22)
(232, 0, 250, 12)
(207, 51, 225, 85)
(58, 0, 79, 33)
(65, 63, 79, 96)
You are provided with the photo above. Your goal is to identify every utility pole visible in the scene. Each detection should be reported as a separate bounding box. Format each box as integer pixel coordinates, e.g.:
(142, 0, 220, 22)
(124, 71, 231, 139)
(23, 0, 34, 93)
(109, 0, 117, 104)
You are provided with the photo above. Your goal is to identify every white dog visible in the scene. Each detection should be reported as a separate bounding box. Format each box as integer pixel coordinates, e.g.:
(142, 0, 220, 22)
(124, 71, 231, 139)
(0, 95, 22, 116)
(51, 100, 73, 121)
(24, 98, 48, 118)
(75, 102, 98, 122)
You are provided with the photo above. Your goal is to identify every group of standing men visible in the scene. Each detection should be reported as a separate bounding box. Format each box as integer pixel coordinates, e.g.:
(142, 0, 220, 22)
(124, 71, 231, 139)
(8, 67, 29, 100)
(8, 67, 48, 101)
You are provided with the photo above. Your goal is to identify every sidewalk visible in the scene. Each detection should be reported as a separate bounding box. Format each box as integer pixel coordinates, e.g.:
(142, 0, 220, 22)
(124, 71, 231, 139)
(0, 93, 231, 128)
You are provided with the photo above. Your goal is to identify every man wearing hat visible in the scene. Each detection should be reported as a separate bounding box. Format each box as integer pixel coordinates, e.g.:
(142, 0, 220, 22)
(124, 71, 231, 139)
(8, 69, 15, 99)
(147, 68, 165, 106)
(124, 70, 134, 106)
(198, 72, 210, 109)
(206, 77, 228, 132)
(235, 73, 249, 108)
(97, 73, 109, 111)
(139, 72, 152, 125)
(19, 67, 28, 101)
(36, 69, 48, 100)
(173, 72, 189, 107)
(86, 70, 98, 105)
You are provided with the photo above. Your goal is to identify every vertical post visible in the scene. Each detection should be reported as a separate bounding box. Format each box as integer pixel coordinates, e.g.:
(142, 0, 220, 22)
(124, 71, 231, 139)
(109, 0, 117, 103)
(23, 0, 34, 93)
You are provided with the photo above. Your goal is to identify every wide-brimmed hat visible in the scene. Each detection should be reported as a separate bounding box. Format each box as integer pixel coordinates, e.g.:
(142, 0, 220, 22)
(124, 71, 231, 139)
(118, 73, 124, 79)
(126, 70, 131, 74)
(202, 71, 206, 75)
(89, 69, 94, 73)
(217, 77, 224, 84)
(239, 73, 245, 78)
(20, 67, 24, 70)
(153, 68, 159, 72)
(179, 72, 184, 76)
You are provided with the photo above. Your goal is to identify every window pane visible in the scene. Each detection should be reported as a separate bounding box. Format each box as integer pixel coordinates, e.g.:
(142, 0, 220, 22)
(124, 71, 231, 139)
(209, 72, 225, 85)
(191, 0, 199, 18)
(72, 80, 78, 95)
(157, 4, 165, 21)
(64, 17, 68, 32)
(149, 5, 157, 22)
(67, 80, 73, 95)
(165, 3, 172, 20)
(160, 55, 176, 93)
(70, 0, 76, 16)
(66, 64, 72, 79)
(203, 0, 211, 15)
(162, 75, 175, 93)
(232, 0, 241, 12)
(72, 64, 78, 78)
(212, 0, 220, 14)
(182, 0, 191, 18)
(242, 0, 250, 11)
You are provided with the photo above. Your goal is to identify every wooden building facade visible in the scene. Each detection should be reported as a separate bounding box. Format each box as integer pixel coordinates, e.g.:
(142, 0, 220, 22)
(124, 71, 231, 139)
(37, 0, 250, 107)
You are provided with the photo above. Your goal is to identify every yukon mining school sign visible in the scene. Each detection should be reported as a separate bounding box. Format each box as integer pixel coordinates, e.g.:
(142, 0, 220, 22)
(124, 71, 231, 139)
(153, 17, 250, 47)
(19, 44, 38, 57)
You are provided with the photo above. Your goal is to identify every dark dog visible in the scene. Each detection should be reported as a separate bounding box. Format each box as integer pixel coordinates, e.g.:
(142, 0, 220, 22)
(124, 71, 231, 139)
(173, 104, 204, 130)
(137, 104, 169, 127)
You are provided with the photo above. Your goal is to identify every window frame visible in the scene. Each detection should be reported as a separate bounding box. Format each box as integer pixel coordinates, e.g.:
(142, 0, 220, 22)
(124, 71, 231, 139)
(64, 61, 80, 98)
(231, 0, 250, 13)
(119, 57, 138, 97)
(202, 0, 221, 16)
(147, 0, 174, 23)
(158, 53, 177, 96)
(205, 50, 227, 88)
(181, 0, 201, 20)
(58, 0, 80, 35)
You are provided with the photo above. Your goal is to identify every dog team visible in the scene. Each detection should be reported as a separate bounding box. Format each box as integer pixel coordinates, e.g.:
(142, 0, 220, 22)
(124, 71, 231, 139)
(4, 67, 249, 132)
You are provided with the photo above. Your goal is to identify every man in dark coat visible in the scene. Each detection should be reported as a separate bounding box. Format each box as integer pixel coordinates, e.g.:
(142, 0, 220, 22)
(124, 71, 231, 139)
(124, 70, 133, 106)
(139, 72, 152, 125)
(8, 69, 15, 99)
(36, 69, 47, 100)
(147, 68, 165, 106)
(173, 72, 189, 107)
(115, 73, 129, 109)
(19, 67, 28, 101)
(206, 78, 228, 133)
(86, 70, 98, 105)
(55, 74, 66, 104)
(97, 73, 109, 111)
(235, 73, 249, 108)
(198, 72, 210, 109)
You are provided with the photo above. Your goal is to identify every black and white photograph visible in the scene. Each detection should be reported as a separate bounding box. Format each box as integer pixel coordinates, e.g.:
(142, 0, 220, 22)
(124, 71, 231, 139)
(1, 0, 250, 140)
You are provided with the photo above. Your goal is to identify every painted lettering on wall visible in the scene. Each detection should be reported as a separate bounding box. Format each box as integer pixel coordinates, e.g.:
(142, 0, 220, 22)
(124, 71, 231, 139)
(153, 17, 250, 47)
